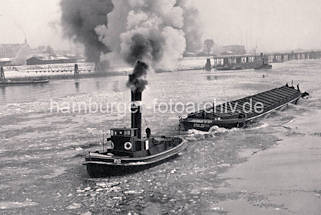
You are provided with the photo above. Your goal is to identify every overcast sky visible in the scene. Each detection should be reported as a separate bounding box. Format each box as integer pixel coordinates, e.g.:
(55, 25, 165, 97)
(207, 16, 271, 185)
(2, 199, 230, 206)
(1, 0, 321, 52)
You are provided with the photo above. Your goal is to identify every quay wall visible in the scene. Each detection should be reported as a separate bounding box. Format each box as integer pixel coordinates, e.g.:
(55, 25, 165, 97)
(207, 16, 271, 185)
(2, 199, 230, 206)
(2, 58, 206, 80)
(2, 63, 131, 80)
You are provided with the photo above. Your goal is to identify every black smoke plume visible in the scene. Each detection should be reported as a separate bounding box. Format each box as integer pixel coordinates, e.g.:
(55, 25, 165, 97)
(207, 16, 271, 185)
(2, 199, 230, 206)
(125, 33, 164, 65)
(127, 61, 149, 92)
(125, 33, 165, 91)
(60, 0, 114, 63)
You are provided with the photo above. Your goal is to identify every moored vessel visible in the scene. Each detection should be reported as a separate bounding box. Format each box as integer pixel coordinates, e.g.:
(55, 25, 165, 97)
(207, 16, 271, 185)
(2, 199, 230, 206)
(254, 63, 272, 70)
(215, 53, 272, 71)
(0, 66, 49, 86)
(0, 78, 49, 86)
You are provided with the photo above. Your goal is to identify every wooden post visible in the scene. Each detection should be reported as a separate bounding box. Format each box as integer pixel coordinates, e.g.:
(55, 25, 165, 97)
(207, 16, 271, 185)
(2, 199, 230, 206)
(74, 64, 79, 78)
(0, 66, 5, 81)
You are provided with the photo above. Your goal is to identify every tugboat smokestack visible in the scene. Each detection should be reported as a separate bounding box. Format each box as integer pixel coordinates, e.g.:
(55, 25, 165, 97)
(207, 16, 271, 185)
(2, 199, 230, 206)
(131, 89, 142, 139)
(128, 61, 148, 139)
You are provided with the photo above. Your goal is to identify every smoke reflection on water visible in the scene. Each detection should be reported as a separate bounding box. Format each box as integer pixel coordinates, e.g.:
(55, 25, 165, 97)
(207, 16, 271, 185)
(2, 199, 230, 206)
(0, 60, 320, 214)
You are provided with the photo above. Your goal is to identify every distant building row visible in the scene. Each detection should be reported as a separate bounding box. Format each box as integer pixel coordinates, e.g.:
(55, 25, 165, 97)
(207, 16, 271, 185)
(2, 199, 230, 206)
(0, 41, 83, 66)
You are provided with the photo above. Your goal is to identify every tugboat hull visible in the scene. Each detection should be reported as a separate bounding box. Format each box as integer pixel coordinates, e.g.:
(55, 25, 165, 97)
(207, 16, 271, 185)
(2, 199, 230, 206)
(84, 137, 186, 177)
(85, 155, 179, 177)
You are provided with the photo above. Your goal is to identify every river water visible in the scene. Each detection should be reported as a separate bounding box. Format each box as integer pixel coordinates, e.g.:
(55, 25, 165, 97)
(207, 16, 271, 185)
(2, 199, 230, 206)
(0, 59, 320, 214)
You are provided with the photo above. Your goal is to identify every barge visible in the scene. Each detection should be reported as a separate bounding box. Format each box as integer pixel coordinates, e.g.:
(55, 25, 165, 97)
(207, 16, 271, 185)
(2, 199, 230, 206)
(84, 62, 186, 177)
(0, 78, 49, 86)
(0, 66, 49, 86)
(180, 84, 309, 131)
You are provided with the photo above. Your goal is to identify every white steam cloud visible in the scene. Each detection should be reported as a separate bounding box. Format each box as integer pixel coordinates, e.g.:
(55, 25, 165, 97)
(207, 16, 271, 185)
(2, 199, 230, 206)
(96, 0, 194, 71)
(61, 0, 202, 73)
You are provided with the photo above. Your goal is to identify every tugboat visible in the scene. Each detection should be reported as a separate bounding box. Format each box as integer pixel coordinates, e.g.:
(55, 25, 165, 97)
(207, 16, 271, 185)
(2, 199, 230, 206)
(0, 66, 49, 86)
(83, 62, 186, 177)
(180, 84, 309, 131)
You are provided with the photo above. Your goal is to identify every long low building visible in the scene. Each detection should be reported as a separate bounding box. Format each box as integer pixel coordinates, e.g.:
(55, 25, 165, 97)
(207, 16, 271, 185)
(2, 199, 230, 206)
(26, 56, 79, 65)
(0, 58, 12, 66)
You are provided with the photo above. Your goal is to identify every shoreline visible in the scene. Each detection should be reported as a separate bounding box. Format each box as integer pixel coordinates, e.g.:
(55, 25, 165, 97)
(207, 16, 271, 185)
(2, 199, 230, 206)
(2, 66, 205, 82)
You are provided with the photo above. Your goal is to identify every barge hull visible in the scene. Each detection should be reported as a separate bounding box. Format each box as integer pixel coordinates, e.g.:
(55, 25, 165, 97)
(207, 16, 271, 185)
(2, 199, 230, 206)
(0, 79, 49, 86)
(180, 85, 305, 131)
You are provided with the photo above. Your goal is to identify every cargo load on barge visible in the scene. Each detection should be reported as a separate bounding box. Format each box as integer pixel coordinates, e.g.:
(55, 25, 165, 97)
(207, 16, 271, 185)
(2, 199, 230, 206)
(180, 84, 309, 131)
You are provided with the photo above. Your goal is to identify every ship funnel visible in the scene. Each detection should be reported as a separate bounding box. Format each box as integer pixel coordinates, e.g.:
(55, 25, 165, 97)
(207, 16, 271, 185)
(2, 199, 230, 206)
(131, 88, 142, 139)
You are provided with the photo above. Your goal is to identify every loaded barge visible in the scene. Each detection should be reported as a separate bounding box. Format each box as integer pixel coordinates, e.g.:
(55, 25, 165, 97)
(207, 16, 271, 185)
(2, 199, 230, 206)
(84, 62, 186, 177)
(180, 84, 309, 131)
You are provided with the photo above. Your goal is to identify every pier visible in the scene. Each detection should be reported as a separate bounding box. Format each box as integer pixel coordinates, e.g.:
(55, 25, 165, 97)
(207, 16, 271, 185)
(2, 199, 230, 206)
(213, 50, 321, 68)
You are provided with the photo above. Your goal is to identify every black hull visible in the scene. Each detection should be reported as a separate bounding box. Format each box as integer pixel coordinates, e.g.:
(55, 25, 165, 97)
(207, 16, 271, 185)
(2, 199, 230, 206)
(84, 137, 186, 177)
(254, 64, 272, 70)
(216, 62, 261, 71)
(86, 155, 178, 177)
(181, 98, 299, 131)
(0, 79, 49, 86)
(216, 66, 242, 71)
(216, 62, 272, 71)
